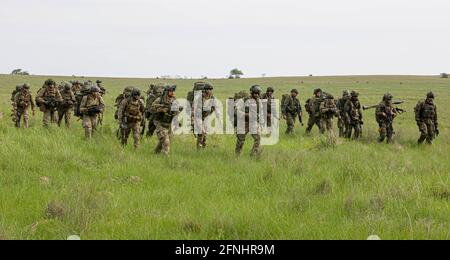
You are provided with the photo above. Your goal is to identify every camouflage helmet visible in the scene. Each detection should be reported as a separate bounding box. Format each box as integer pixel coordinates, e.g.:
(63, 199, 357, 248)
(350, 90, 359, 97)
(64, 83, 72, 90)
(343, 90, 350, 97)
(383, 93, 393, 101)
(314, 88, 322, 94)
(16, 85, 23, 91)
(165, 85, 177, 92)
(131, 89, 141, 97)
(45, 79, 56, 86)
(427, 92, 435, 99)
(203, 83, 214, 90)
(96, 80, 102, 84)
(267, 87, 275, 93)
(22, 83, 31, 90)
(291, 89, 299, 94)
(73, 80, 81, 85)
(90, 86, 101, 93)
(250, 85, 262, 94)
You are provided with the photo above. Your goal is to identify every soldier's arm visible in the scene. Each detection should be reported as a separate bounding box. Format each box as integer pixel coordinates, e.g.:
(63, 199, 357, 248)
(30, 94, 36, 111)
(36, 89, 45, 104)
(150, 98, 165, 113)
(56, 90, 63, 102)
(434, 105, 438, 128)
(98, 97, 105, 112)
(79, 96, 88, 113)
(71, 92, 76, 102)
(12, 94, 19, 110)
(117, 100, 127, 120)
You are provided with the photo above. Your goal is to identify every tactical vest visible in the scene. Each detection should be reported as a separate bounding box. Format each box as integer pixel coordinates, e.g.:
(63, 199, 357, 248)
(126, 98, 143, 117)
(17, 92, 32, 109)
(421, 102, 436, 119)
(348, 100, 361, 121)
(321, 99, 336, 119)
(311, 97, 323, 118)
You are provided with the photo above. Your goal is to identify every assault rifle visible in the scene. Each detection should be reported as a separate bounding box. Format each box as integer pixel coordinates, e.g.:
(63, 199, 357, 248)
(363, 101, 405, 111)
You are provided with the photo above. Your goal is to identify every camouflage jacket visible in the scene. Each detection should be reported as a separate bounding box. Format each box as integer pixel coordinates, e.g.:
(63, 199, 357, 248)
(306, 96, 323, 118)
(344, 99, 362, 123)
(151, 95, 181, 126)
(376, 101, 397, 124)
(60, 89, 76, 108)
(336, 97, 349, 116)
(118, 97, 145, 123)
(320, 98, 337, 119)
(282, 95, 301, 116)
(80, 94, 105, 115)
(36, 86, 62, 107)
(415, 99, 438, 127)
(236, 97, 263, 124)
(13, 90, 35, 111)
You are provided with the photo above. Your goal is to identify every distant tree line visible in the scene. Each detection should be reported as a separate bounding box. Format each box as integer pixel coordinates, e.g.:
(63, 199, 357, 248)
(440, 73, 448, 79)
(11, 69, 30, 76)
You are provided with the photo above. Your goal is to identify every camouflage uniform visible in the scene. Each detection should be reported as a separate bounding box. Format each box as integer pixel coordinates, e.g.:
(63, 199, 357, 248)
(194, 84, 216, 150)
(235, 85, 263, 156)
(58, 84, 76, 127)
(336, 90, 350, 137)
(118, 89, 146, 148)
(282, 89, 302, 134)
(415, 92, 438, 145)
(80, 87, 105, 139)
(11, 85, 22, 102)
(305, 89, 325, 134)
(71, 81, 81, 94)
(344, 91, 363, 139)
(145, 84, 167, 137)
(12, 84, 35, 128)
(150, 85, 181, 155)
(96, 80, 106, 96)
(319, 93, 337, 135)
(261, 87, 275, 128)
(36, 79, 62, 127)
(375, 93, 397, 143)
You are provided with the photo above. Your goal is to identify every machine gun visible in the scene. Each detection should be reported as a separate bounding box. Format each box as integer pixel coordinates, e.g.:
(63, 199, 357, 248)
(363, 101, 405, 111)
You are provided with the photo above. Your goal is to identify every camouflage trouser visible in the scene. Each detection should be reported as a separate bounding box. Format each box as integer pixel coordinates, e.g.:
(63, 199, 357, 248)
(15, 109, 29, 128)
(337, 117, 347, 137)
(378, 121, 394, 143)
(347, 121, 362, 139)
(320, 117, 335, 137)
(58, 108, 72, 128)
(122, 121, 141, 148)
(155, 121, 171, 155)
(418, 119, 436, 145)
(147, 116, 156, 137)
(43, 110, 57, 127)
(285, 113, 297, 134)
(306, 115, 324, 134)
(83, 114, 99, 139)
(236, 129, 261, 156)
(197, 134, 207, 149)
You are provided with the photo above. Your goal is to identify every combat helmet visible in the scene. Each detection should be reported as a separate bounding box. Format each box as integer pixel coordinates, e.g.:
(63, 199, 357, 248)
(22, 83, 31, 90)
(250, 85, 262, 95)
(343, 90, 350, 97)
(383, 93, 393, 101)
(45, 79, 56, 86)
(350, 90, 359, 97)
(267, 87, 275, 93)
(427, 92, 435, 99)
(291, 89, 299, 95)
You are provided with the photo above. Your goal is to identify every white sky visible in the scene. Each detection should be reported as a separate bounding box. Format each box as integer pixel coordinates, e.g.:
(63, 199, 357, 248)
(0, 0, 449, 78)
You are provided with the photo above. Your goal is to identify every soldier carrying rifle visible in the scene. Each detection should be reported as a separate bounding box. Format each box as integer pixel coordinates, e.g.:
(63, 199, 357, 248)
(36, 79, 62, 127)
(79, 86, 105, 139)
(12, 83, 35, 128)
(373, 93, 406, 143)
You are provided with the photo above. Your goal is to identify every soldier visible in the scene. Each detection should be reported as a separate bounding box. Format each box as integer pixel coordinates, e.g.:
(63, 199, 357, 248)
(115, 86, 136, 120)
(12, 84, 35, 128)
(261, 87, 276, 128)
(58, 83, 76, 127)
(336, 90, 351, 137)
(344, 90, 363, 139)
(235, 85, 263, 156)
(36, 79, 62, 127)
(79, 87, 105, 139)
(96, 80, 106, 95)
(319, 93, 338, 135)
(415, 92, 439, 145)
(375, 93, 398, 143)
(145, 83, 167, 137)
(194, 84, 216, 150)
(305, 88, 325, 134)
(282, 89, 303, 134)
(71, 81, 82, 94)
(150, 85, 181, 155)
(118, 89, 146, 148)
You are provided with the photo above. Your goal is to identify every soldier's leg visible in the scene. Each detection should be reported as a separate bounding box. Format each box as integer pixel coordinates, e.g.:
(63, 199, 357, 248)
(378, 123, 387, 142)
(235, 134, 247, 155)
(65, 109, 72, 128)
(250, 134, 261, 156)
(426, 120, 436, 145)
(317, 118, 325, 134)
(161, 128, 171, 155)
(338, 119, 344, 137)
(83, 115, 93, 138)
(354, 123, 362, 139)
(122, 124, 131, 146)
(15, 112, 22, 128)
(306, 116, 315, 134)
(132, 123, 140, 149)
(92, 115, 99, 131)
(417, 122, 427, 144)
(22, 110, 29, 128)
(43, 110, 51, 127)
(286, 114, 295, 134)
(386, 123, 394, 143)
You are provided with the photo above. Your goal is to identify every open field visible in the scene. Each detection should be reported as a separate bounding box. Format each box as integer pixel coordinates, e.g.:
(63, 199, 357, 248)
(0, 74, 449, 240)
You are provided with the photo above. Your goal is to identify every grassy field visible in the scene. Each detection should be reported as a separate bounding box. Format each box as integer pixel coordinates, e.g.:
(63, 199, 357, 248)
(0, 74, 448, 240)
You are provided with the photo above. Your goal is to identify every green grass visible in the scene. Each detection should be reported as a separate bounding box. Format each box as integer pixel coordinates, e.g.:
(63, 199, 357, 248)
(0, 74, 449, 240)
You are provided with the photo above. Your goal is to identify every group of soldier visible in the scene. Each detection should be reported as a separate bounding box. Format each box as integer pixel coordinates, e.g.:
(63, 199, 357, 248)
(11, 79, 106, 138)
(278, 87, 439, 145)
(9, 79, 440, 156)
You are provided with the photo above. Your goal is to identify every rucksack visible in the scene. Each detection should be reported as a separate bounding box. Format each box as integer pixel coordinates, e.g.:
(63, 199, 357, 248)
(228, 91, 250, 127)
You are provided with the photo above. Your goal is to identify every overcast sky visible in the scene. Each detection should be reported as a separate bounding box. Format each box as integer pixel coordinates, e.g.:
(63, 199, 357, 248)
(0, 0, 449, 78)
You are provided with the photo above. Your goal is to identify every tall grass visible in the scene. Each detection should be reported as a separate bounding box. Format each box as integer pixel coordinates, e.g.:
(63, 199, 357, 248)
(0, 74, 448, 240)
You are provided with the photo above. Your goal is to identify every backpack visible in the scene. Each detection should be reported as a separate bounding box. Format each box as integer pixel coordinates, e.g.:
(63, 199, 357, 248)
(146, 84, 166, 112)
(228, 91, 250, 127)
(126, 98, 143, 118)
(305, 98, 313, 114)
